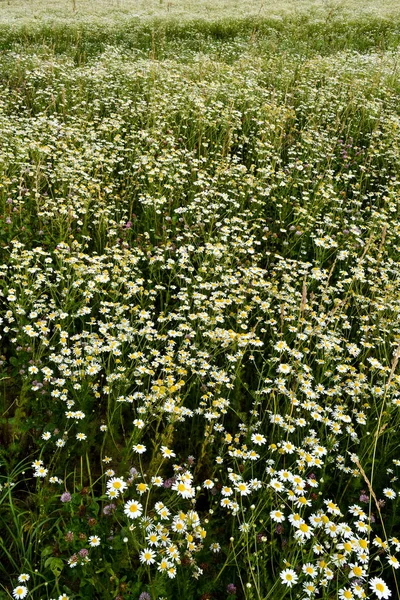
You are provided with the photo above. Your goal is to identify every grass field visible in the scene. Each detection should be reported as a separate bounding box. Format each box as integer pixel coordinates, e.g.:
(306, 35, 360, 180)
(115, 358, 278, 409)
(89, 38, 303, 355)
(0, 1, 400, 599)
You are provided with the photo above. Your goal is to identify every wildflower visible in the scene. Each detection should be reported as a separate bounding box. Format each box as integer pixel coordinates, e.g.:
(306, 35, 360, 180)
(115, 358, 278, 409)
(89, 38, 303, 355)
(60, 492, 71, 502)
(210, 542, 221, 552)
(17, 575, 30, 583)
(270, 478, 285, 492)
(161, 446, 176, 458)
(226, 583, 237, 595)
(68, 554, 78, 568)
(139, 548, 156, 565)
(387, 555, 400, 569)
(172, 480, 195, 498)
(171, 519, 186, 533)
(167, 566, 176, 579)
(203, 479, 214, 489)
(303, 582, 319, 596)
(270, 509, 285, 523)
(280, 568, 298, 587)
(383, 488, 396, 499)
(325, 499, 342, 515)
(349, 564, 365, 579)
(106, 477, 127, 494)
(369, 578, 391, 599)
(151, 476, 163, 486)
(41, 432, 51, 440)
(13, 587, 28, 599)
(235, 481, 250, 496)
(156, 557, 170, 573)
(352, 583, 365, 598)
(251, 433, 266, 445)
(132, 444, 146, 454)
(295, 522, 313, 541)
(302, 563, 317, 578)
(89, 535, 101, 547)
(124, 500, 143, 519)
(49, 476, 62, 484)
(136, 482, 149, 495)
(34, 466, 48, 477)
(103, 503, 116, 515)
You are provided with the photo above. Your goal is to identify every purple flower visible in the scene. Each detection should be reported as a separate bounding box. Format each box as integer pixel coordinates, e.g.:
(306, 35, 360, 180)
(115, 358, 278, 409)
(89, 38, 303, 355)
(79, 548, 88, 557)
(226, 583, 237, 595)
(139, 593, 151, 600)
(103, 503, 116, 515)
(64, 531, 74, 542)
(359, 493, 369, 503)
(163, 477, 176, 488)
(60, 492, 72, 503)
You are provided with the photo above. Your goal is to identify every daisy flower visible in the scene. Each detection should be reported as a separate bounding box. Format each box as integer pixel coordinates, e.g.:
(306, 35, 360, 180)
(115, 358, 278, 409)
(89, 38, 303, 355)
(132, 444, 146, 454)
(161, 446, 176, 458)
(172, 480, 195, 498)
(303, 582, 319, 596)
(369, 578, 391, 599)
(302, 563, 317, 578)
(13, 587, 28, 599)
(270, 509, 285, 523)
(89, 535, 101, 547)
(140, 548, 156, 565)
(203, 479, 214, 489)
(136, 482, 149, 495)
(34, 466, 48, 477)
(383, 488, 396, 499)
(387, 555, 400, 569)
(151, 476, 164, 487)
(280, 568, 298, 587)
(17, 575, 30, 583)
(106, 477, 127, 494)
(157, 558, 171, 572)
(349, 564, 365, 579)
(124, 500, 143, 519)
(235, 481, 250, 496)
(251, 433, 266, 445)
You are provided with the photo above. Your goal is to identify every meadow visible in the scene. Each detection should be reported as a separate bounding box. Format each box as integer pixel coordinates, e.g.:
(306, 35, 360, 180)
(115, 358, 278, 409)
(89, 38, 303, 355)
(1, 1, 400, 599)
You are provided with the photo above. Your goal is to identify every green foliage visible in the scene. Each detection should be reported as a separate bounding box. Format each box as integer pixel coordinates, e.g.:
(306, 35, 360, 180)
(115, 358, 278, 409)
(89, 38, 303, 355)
(1, 2, 400, 600)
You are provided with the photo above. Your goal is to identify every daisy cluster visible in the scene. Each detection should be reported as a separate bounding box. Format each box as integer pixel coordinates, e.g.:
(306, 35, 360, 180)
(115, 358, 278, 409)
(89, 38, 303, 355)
(1, 15, 400, 600)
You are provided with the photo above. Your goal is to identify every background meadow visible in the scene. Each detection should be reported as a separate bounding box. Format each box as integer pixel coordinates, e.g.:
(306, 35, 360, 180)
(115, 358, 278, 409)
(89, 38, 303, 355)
(1, 1, 400, 599)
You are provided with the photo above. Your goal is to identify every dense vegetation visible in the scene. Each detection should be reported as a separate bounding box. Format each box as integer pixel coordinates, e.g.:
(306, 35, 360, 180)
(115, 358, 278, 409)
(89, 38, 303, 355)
(1, 2, 400, 599)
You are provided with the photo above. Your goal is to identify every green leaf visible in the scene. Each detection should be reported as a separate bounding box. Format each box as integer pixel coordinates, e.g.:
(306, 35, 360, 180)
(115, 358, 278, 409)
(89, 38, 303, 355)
(44, 556, 64, 577)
